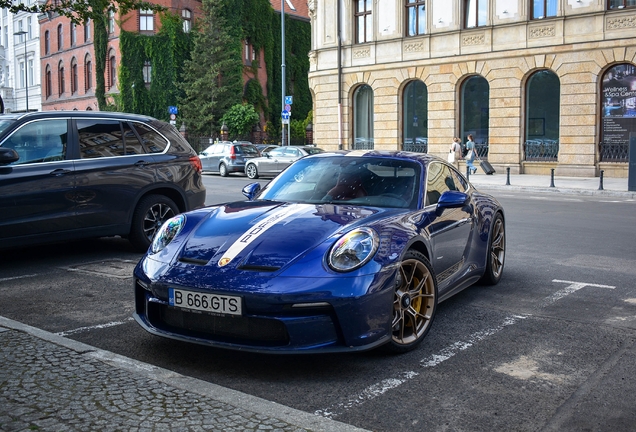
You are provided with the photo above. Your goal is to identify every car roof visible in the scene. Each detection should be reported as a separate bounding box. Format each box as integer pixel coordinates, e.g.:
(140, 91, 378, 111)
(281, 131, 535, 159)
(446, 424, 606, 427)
(0, 111, 157, 122)
(308, 149, 438, 164)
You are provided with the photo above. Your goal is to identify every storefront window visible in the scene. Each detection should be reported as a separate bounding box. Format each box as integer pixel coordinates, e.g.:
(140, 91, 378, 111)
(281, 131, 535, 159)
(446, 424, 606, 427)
(353, 85, 374, 149)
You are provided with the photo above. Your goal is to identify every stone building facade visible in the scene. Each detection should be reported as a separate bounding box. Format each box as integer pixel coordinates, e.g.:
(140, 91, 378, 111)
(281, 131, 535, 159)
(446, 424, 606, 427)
(307, 0, 636, 177)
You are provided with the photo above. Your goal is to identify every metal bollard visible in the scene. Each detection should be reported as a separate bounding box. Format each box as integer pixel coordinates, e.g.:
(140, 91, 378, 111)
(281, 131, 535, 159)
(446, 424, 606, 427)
(506, 167, 511, 186)
(598, 170, 604, 191)
(550, 169, 555, 188)
(466, 165, 470, 180)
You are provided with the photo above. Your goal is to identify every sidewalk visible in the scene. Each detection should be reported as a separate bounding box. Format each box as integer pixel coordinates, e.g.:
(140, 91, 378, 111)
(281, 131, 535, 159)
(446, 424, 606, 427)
(0, 316, 368, 432)
(466, 170, 635, 198)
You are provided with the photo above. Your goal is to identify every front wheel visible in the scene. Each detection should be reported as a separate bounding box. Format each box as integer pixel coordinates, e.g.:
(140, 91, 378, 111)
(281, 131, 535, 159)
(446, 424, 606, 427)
(246, 163, 259, 179)
(480, 213, 505, 285)
(385, 250, 438, 353)
(219, 163, 228, 177)
(129, 195, 178, 252)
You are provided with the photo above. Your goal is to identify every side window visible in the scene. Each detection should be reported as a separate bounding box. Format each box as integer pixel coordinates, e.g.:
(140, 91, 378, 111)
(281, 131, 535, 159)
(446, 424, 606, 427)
(285, 148, 299, 157)
(450, 169, 467, 192)
(425, 163, 455, 206)
(2, 119, 68, 165)
(211, 144, 223, 155)
(131, 122, 168, 153)
(122, 122, 145, 155)
(269, 147, 285, 157)
(77, 119, 124, 158)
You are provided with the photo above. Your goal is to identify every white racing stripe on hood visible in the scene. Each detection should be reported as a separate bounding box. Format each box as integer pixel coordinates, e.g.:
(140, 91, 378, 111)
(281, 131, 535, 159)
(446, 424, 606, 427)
(218, 204, 311, 267)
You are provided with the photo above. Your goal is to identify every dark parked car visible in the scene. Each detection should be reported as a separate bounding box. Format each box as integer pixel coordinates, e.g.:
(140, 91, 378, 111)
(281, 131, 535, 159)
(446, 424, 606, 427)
(199, 141, 260, 176)
(134, 151, 506, 354)
(245, 145, 324, 179)
(0, 111, 206, 251)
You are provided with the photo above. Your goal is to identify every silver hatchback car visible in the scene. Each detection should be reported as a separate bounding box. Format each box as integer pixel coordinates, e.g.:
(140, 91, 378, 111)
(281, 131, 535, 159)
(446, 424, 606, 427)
(245, 145, 324, 179)
(199, 141, 260, 176)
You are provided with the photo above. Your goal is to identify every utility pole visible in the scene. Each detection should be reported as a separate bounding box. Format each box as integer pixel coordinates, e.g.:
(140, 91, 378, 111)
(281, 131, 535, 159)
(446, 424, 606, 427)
(281, 0, 286, 146)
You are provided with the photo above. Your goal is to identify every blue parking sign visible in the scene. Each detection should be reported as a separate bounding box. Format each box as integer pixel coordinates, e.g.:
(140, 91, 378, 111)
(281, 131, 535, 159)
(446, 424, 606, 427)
(285, 96, 293, 105)
(168, 106, 178, 115)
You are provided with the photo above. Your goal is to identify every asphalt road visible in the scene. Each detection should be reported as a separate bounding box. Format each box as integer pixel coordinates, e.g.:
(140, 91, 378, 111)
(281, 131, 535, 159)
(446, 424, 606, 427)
(1, 175, 635, 432)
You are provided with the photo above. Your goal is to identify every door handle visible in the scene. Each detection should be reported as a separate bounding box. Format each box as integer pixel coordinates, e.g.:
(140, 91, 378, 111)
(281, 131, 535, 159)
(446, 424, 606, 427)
(134, 160, 152, 167)
(50, 169, 72, 176)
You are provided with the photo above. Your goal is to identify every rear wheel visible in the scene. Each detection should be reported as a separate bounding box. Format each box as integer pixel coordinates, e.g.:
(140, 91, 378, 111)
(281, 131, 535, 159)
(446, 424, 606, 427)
(246, 163, 259, 179)
(385, 250, 438, 353)
(129, 195, 178, 252)
(480, 213, 505, 285)
(219, 163, 228, 177)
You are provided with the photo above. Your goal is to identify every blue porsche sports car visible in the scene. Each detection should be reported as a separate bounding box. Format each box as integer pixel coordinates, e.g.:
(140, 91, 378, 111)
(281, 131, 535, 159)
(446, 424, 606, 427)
(133, 151, 505, 353)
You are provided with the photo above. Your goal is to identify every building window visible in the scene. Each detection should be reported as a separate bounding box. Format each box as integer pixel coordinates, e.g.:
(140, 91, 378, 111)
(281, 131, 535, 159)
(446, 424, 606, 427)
(58, 62, 65, 96)
(44, 30, 50, 55)
(109, 51, 117, 89)
(27, 17, 32, 39)
(17, 20, 24, 42)
(182, 9, 191, 33)
(108, 10, 115, 34)
(85, 56, 92, 91)
(84, 18, 91, 42)
(403, 80, 428, 152)
(71, 58, 78, 94)
(143, 60, 152, 84)
(19, 61, 25, 88)
(460, 75, 489, 150)
(353, 84, 374, 150)
(406, 0, 426, 36)
(140, 9, 154, 32)
(71, 22, 76, 46)
(525, 70, 560, 160)
(57, 24, 63, 50)
(531, 0, 557, 19)
(355, 0, 372, 44)
(28, 59, 33, 86)
(608, 0, 636, 9)
(465, 0, 487, 28)
(45, 65, 52, 98)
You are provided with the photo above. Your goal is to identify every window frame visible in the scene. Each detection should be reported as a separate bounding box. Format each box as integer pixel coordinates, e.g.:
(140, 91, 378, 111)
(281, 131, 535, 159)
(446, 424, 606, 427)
(44, 30, 50, 55)
(464, 0, 487, 29)
(608, 0, 636, 9)
(70, 58, 78, 94)
(531, 0, 558, 19)
(139, 9, 154, 32)
(182, 9, 192, 33)
(85, 56, 92, 91)
(57, 24, 63, 51)
(58, 62, 65, 96)
(45, 65, 52, 98)
(354, 0, 372, 44)
(405, 0, 426, 37)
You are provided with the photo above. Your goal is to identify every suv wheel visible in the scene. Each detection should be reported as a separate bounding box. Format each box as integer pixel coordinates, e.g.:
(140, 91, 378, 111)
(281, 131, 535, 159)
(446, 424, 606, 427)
(219, 163, 228, 177)
(129, 194, 179, 251)
(246, 163, 259, 179)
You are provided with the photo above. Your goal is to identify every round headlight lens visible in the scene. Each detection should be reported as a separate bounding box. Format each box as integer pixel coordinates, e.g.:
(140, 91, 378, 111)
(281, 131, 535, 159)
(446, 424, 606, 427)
(150, 214, 186, 254)
(328, 228, 379, 272)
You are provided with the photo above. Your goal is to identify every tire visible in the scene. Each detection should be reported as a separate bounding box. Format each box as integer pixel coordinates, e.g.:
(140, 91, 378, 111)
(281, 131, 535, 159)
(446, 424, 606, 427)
(480, 212, 506, 285)
(246, 163, 259, 179)
(384, 250, 438, 353)
(219, 163, 228, 177)
(129, 195, 179, 252)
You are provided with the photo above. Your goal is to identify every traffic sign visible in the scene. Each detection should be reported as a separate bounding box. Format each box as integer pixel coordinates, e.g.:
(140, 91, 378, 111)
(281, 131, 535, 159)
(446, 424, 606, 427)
(170, 114, 176, 120)
(281, 110, 290, 120)
(284, 104, 291, 112)
(168, 106, 178, 115)
(285, 96, 293, 105)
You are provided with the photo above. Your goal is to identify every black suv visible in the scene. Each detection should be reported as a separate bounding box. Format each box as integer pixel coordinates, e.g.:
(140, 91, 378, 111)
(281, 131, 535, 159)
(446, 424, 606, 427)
(0, 111, 206, 251)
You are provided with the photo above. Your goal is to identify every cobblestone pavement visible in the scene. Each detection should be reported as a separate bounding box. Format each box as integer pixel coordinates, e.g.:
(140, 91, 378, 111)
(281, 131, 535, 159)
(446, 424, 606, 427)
(0, 318, 368, 432)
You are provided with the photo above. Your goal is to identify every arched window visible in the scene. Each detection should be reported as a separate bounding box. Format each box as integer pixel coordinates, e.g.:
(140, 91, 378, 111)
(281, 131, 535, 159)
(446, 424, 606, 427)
(460, 75, 489, 156)
(84, 18, 91, 42)
(600, 63, 636, 162)
(108, 50, 117, 89)
(403, 80, 428, 152)
(58, 61, 65, 96)
(182, 9, 192, 33)
(353, 84, 374, 149)
(85, 55, 92, 91)
(57, 24, 63, 51)
(525, 70, 560, 161)
(44, 30, 50, 55)
(70, 58, 78, 94)
(45, 65, 52, 98)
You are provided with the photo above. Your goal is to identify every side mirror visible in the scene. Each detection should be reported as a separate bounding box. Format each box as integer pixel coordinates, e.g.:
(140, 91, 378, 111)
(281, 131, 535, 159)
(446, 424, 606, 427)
(242, 182, 262, 200)
(265, 153, 271, 158)
(0, 148, 19, 166)
(435, 190, 469, 216)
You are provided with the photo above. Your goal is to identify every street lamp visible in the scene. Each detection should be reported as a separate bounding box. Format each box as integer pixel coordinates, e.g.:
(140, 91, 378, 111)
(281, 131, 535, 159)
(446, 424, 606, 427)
(14, 30, 28, 113)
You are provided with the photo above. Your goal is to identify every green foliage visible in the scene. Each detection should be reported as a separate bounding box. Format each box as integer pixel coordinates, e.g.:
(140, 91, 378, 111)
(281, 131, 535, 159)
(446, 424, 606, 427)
(290, 110, 312, 140)
(178, 0, 244, 136)
(220, 104, 260, 139)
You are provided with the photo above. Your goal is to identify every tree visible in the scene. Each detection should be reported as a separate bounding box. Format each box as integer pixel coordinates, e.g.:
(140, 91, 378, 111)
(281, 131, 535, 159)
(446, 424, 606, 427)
(220, 104, 259, 140)
(178, 0, 243, 137)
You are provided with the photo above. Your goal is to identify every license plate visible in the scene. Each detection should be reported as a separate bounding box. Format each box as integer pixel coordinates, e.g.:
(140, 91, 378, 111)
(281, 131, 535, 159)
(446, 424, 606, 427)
(169, 288, 242, 316)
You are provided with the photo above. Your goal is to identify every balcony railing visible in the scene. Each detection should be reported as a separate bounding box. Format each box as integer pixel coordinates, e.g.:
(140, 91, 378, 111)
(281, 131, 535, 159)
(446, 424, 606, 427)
(524, 139, 558, 161)
(353, 138, 374, 150)
(599, 142, 629, 162)
(403, 138, 428, 153)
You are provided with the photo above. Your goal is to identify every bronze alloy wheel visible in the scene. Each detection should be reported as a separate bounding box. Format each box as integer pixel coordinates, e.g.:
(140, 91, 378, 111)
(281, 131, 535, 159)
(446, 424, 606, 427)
(389, 251, 437, 352)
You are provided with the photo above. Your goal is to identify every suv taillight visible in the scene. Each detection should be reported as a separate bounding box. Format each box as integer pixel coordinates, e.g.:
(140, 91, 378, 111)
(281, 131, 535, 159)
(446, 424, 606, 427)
(229, 146, 237, 160)
(189, 156, 202, 173)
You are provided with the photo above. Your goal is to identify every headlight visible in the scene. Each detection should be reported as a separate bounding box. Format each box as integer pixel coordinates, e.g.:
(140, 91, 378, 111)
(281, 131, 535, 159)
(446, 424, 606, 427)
(150, 214, 186, 254)
(328, 227, 379, 272)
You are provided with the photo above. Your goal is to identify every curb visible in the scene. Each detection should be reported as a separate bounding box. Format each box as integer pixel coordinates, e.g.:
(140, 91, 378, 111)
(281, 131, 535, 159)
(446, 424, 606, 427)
(0, 315, 369, 432)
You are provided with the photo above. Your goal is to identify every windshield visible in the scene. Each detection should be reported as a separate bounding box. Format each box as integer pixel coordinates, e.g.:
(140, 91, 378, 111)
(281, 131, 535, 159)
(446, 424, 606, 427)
(257, 155, 421, 209)
(0, 119, 17, 140)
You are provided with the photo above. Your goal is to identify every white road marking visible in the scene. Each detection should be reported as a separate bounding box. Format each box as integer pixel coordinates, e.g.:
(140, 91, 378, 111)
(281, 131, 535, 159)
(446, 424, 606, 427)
(56, 317, 134, 337)
(315, 280, 617, 419)
(0, 274, 38, 282)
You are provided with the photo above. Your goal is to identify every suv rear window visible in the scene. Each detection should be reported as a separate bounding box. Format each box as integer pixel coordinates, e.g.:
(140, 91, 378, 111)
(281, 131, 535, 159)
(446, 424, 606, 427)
(237, 145, 259, 156)
(133, 123, 169, 153)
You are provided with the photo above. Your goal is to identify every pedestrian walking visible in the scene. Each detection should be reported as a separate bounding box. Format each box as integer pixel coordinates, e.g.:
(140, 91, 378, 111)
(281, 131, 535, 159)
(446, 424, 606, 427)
(448, 137, 462, 168)
(465, 134, 477, 174)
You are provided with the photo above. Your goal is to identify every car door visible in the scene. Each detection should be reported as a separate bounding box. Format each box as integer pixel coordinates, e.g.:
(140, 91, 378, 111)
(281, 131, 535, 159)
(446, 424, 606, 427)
(0, 118, 76, 240)
(199, 144, 217, 172)
(71, 118, 157, 231)
(259, 146, 285, 175)
(278, 147, 301, 171)
(424, 162, 473, 283)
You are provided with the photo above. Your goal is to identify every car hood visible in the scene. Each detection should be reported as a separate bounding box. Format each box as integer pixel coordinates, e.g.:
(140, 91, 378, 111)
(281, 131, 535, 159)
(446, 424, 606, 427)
(175, 201, 390, 271)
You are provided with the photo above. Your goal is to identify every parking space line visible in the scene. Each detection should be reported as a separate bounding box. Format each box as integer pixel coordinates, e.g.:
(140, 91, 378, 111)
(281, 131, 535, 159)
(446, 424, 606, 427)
(315, 279, 616, 419)
(56, 317, 134, 337)
(0, 274, 38, 282)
